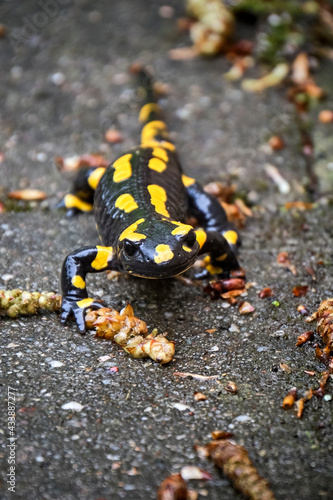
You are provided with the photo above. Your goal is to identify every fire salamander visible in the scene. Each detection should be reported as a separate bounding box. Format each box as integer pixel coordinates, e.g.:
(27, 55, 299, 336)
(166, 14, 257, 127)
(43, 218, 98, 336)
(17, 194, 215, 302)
(60, 69, 240, 332)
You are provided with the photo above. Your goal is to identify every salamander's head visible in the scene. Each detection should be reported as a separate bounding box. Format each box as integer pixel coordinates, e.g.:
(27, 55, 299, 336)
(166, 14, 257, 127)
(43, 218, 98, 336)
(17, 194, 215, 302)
(118, 219, 200, 278)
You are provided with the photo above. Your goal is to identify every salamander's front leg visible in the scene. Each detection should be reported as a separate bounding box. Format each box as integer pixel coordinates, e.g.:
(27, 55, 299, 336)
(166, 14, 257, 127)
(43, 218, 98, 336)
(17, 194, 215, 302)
(195, 229, 240, 278)
(61, 245, 117, 333)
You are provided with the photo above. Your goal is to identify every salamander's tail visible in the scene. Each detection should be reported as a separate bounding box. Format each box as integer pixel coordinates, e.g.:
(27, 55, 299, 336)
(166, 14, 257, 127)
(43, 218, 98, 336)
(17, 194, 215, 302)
(135, 68, 172, 146)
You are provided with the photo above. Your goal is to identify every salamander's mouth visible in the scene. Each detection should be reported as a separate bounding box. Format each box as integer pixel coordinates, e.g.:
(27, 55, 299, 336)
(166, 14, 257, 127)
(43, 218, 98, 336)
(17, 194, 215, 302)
(123, 253, 198, 279)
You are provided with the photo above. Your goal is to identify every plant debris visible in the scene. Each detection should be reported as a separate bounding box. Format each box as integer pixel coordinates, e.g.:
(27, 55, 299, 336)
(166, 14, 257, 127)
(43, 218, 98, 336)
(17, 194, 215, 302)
(282, 387, 297, 409)
(277, 252, 297, 276)
(206, 439, 276, 500)
(242, 63, 289, 93)
(173, 372, 219, 380)
(193, 392, 207, 402)
(186, 0, 234, 56)
(305, 298, 333, 372)
(292, 286, 309, 297)
(104, 128, 124, 143)
(239, 301, 255, 314)
(296, 330, 314, 347)
(225, 381, 238, 394)
(211, 430, 233, 440)
(258, 287, 274, 299)
(0, 289, 173, 363)
(265, 163, 290, 194)
(269, 135, 285, 151)
(86, 304, 175, 364)
(157, 473, 188, 500)
(180, 466, 212, 481)
(318, 110, 333, 123)
(0, 289, 61, 317)
(55, 153, 110, 172)
(8, 189, 47, 201)
(298, 305, 310, 316)
(284, 201, 314, 210)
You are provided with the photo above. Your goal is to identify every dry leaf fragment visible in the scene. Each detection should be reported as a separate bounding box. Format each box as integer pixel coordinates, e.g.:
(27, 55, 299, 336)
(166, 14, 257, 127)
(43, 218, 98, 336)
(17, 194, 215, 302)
(296, 331, 314, 347)
(295, 398, 305, 419)
(157, 473, 188, 500)
(8, 189, 47, 201)
(194, 392, 207, 402)
(168, 46, 198, 60)
(206, 439, 276, 500)
(291, 52, 310, 85)
(298, 305, 310, 316)
(285, 201, 313, 210)
(258, 287, 274, 299)
(104, 128, 124, 143)
(239, 301, 255, 314)
(277, 252, 297, 276)
(292, 286, 309, 297)
(55, 153, 110, 171)
(211, 430, 233, 440)
(173, 372, 219, 380)
(265, 163, 290, 194)
(279, 362, 292, 374)
(180, 465, 212, 481)
(269, 136, 284, 151)
(222, 289, 246, 300)
(318, 110, 333, 123)
(225, 381, 238, 394)
(282, 387, 297, 409)
(242, 63, 289, 93)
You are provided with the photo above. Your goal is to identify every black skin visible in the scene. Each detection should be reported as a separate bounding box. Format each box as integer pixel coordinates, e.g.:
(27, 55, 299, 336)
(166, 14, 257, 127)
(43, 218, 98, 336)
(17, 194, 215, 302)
(60, 71, 241, 333)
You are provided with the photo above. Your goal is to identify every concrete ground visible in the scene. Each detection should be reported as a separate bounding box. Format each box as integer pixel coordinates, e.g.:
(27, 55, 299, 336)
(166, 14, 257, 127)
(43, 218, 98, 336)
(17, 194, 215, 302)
(1, 1, 332, 499)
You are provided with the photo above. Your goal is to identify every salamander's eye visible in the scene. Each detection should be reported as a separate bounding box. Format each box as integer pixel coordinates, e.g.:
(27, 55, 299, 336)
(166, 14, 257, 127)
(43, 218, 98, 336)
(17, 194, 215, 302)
(123, 239, 140, 258)
(184, 231, 196, 248)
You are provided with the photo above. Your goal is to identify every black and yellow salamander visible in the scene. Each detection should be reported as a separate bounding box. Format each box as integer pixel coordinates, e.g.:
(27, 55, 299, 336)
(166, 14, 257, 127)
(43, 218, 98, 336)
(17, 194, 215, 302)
(60, 69, 240, 333)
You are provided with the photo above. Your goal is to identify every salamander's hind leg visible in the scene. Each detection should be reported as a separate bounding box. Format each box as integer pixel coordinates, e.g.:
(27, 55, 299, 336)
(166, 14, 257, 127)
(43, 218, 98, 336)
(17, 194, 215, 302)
(61, 245, 117, 333)
(182, 175, 240, 277)
(58, 166, 106, 217)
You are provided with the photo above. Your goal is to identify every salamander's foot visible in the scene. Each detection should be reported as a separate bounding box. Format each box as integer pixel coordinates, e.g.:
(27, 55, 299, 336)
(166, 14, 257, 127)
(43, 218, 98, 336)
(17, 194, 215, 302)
(60, 296, 106, 333)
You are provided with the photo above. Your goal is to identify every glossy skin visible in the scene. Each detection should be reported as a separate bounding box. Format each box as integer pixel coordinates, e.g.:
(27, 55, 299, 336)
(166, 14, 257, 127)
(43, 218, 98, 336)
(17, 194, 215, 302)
(60, 71, 240, 332)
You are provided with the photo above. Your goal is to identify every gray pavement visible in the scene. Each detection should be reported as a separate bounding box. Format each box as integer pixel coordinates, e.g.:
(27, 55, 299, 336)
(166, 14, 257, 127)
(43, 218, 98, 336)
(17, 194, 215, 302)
(1, 1, 333, 499)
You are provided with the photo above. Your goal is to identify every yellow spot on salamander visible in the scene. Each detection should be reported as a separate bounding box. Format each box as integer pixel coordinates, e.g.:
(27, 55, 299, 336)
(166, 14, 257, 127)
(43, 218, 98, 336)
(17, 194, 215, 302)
(148, 157, 166, 173)
(182, 245, 192, 253)
(139, 103, 161, 122)
(195, 230, 207, 249)
(223, 230, 238, 245)
(171, 222, 192, 236)
(113, 154, 132, 183)
(182, 175, 195, 187)
(204, 256, 223, 275)
(91, 246, 114, 270)
(216, 253, 228, 262)
(115, 193, 138, 213)
(88, 167, 106, 190)
(141, 120, 168, 143)
(147, 185, 169, 217)
(154, 244, 174, 264)
(141, 139, 175, 152)
(71, 275, 86, 289)
(64, 194, 93, 212)
(77, 298, 94, 309)
(119, 218, 146, 242)
(152, 147, 168, 162)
